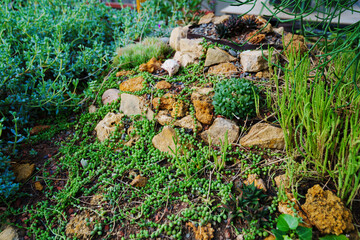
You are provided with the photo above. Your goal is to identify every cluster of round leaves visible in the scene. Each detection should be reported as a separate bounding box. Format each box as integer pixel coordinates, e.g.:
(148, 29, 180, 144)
(212, 78, 259, 120)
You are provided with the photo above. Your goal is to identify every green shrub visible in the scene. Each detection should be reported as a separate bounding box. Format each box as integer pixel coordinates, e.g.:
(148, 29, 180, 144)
(212, 78, 259, 120)
(113, 37, 172, 69)
(0, 0, 170, 139)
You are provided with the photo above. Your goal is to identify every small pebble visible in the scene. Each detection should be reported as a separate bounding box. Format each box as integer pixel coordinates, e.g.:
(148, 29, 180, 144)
(229, 49, 237, 57)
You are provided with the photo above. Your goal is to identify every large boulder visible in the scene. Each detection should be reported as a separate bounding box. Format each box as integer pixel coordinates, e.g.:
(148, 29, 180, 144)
(169, 26, 189, 51)
(152, 126, 179, 156)
(302, 185, 355, 235)
(204, 47, 236, 67)
(240, 50, 277, 72)
(240, 123, 285, 150)
(95, 112, 124, 142)
(200, 118, 239, 145)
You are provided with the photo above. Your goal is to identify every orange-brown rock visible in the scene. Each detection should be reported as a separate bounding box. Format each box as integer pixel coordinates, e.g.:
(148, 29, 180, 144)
(302, 184, 355, 235)
(193, 100, 214, 125)
(171, 100, 187, 118)
(244, 174, 267, 191)
(186, 222, 214, 240)
(155, 81, 172, 90)
(284, 33, 308, 56)
(255, 70, 270, 79)
(139, 57, 162, 73)
(34, 181, 43, 191)
(152, 93, 176, 111)
(13, 163, 35, 182)
(208, 63, 238, 76)
(119, 76, 146, 92)
(247, 31, 266, 44)
(30, 125, 51, 135)
(130, 175, 148, 187)
(115, 70, 134, 77)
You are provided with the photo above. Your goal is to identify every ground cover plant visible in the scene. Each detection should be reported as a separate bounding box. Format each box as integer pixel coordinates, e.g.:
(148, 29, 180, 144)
(1, 0, 360, 239)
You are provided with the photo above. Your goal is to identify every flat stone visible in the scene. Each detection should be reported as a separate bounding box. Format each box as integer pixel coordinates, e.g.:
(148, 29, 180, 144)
(152, 126, 179, 156)
(173, 51, 199, 67)
(95, 112, 124, 142)
(169, 26, 189, 51)
(13, 163, 35, 182)
(240, 122, 285, 150)
(193, 100, 214, 125)
(0, 225, 19, 240)
(174, 115, 202, 132)
(208, 62, 238, 76)
(212, 15, 230, 24)
(273, 27, 284, 36)
(200, 118, 239, 145)
(240, 50, 277, 72)
(119, 93, 144, 116)
(198, 12, 215, 24)
(119, 76, 146, 92)
(155, 110, 173, 125)
(155, 81, 172, 90)
(204, 47, 236, 67)
(179, 38, 204, 58)
(102, 89, 120, 105)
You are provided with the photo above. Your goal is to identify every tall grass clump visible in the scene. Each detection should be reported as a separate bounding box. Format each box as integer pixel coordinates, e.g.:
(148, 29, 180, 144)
(273, 51, 360, 205)
(113, 37, 173, 69)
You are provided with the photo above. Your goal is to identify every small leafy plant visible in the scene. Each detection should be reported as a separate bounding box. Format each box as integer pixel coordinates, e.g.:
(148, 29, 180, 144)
(213, 78, 259, 120)
(272, 214, 312, 240)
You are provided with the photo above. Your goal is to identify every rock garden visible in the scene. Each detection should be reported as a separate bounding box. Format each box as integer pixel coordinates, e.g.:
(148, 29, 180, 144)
(0, 1, 359, 240)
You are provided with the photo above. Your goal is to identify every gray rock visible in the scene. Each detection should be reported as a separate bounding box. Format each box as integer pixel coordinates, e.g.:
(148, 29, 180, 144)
(173, 51, 199, 67)
(240, 122, 285, 150)
(119, 93, 144, 116)
(240, 50, 277, 72)
(152, 126, 179, 156)
(174, 115, 202, 131)
(101, 89, 120, 105)
(0, 225, 19, 240)
(169, 26, 189, 51)
(95, 112, 124, 142)
(204, 47, 236, 67)
(229, 49, 237, 57)
(200, 118, 239, 145)
(179, 38, 204, 58)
